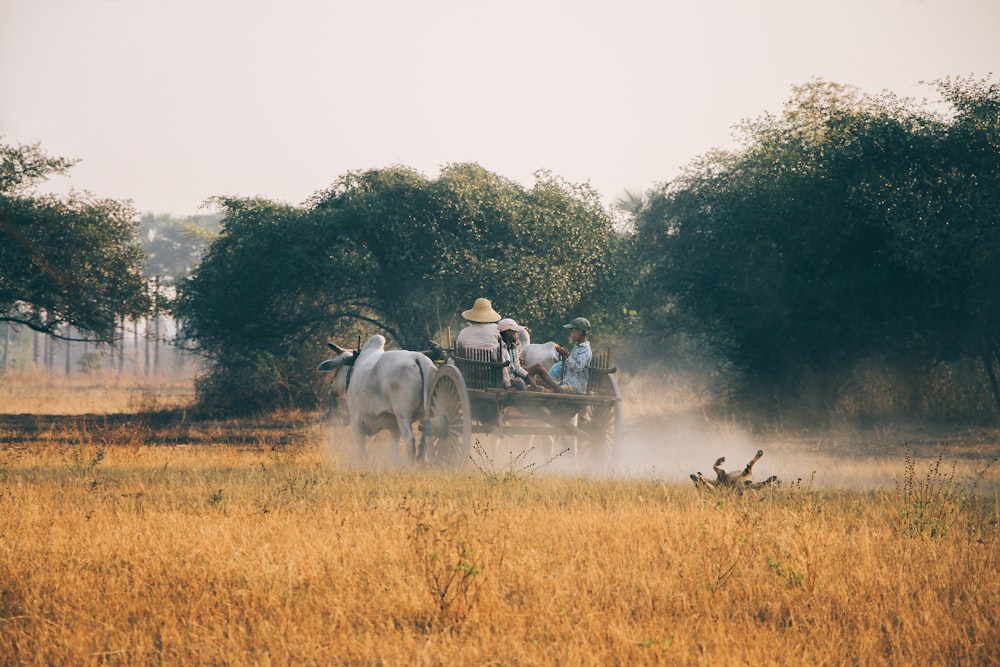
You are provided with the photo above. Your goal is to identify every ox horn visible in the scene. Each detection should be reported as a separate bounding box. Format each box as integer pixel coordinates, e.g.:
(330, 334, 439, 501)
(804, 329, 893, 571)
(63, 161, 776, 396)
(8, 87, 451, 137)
(327, 341, 346, 354)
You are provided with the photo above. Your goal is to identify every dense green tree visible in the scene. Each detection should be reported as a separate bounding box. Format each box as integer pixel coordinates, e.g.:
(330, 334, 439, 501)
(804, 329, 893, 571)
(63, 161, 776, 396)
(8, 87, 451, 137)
(307, 164, 624, 346)
(175, 164, 626, 413)
(0, 139, 150, 342)
(635, 77, 1000, 415)
(173, 198, 334, 411)
(923, 76, 1000, 405)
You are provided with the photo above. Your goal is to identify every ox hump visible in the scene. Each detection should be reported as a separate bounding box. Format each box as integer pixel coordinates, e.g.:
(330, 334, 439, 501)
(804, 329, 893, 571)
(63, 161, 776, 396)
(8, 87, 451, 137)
(359, 335, 387, 355)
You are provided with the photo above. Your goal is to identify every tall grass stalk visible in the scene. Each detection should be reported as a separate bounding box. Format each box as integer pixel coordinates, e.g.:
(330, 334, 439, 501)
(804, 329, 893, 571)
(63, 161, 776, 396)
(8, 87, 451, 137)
(895, 447, 998, 538)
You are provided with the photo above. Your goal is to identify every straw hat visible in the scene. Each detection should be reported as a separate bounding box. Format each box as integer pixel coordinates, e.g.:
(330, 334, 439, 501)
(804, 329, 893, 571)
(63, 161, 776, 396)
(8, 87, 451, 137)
(462, 298, 502, 323)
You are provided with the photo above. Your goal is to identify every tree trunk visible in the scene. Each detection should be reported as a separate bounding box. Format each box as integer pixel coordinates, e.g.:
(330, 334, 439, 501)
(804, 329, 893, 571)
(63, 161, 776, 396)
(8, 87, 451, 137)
(154, 313, 161, 376)
(2, 322, 9, 374)
(65, 327, 72, 376)
(982, 345, 1000, 415)
(153, 276, 160, 376)
(45, 332, 53, 371)
(118, 315, 125, 374)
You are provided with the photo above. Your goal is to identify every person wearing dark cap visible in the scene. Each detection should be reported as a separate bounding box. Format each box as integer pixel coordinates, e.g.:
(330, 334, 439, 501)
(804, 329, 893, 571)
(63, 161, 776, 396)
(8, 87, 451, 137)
(551, 317, 593, 394)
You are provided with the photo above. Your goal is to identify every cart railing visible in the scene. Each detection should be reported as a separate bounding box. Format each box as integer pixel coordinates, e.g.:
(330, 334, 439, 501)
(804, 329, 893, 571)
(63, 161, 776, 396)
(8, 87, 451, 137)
(451, 344, 617, 395)
(452, 345, 508, 391)
(587, 350, 618, 397)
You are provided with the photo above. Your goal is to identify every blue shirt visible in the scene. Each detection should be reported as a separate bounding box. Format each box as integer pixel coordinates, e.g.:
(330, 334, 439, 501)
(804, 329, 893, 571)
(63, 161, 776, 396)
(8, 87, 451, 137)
(560, 341, 592, 394)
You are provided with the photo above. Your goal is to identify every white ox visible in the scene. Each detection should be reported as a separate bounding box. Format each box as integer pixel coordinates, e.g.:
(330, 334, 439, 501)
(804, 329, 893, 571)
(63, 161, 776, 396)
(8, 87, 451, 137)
(318, 335, 436, 462)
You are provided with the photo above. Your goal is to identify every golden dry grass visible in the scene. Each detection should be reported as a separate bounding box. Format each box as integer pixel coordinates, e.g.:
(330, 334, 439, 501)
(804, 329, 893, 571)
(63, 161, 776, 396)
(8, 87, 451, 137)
(0, 367, 195, 415)
(1, 372, 999, 665)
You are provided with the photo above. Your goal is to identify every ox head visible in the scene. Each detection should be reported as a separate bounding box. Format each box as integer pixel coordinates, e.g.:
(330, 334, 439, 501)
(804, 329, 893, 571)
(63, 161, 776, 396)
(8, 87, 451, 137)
(317, 341, 359, 399)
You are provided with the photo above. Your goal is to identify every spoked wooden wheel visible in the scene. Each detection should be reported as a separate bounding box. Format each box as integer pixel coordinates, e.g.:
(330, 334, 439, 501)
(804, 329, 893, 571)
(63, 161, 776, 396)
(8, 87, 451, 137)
(419, 365, 472, 466)
(580, 375, 623, 465)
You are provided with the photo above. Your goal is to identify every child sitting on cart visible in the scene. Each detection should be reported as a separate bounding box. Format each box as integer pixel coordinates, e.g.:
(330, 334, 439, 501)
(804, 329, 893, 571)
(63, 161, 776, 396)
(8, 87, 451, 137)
(497, 318, 565, 392)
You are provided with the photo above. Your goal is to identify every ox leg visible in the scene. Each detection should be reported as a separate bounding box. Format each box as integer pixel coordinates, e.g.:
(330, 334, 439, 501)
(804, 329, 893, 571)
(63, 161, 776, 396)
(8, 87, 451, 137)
(398, 420, 418, 464)
(386, 427, 404, 465)
(351, 428, 368, 464)
(417, 424, 430, 463)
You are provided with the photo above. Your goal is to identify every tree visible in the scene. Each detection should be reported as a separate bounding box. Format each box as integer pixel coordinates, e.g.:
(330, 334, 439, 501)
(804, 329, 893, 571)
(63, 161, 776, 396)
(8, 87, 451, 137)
(139, 212, 221, 282)
(925, 76, 1000, 407)
(175, 163, 627, 413)
(0, 139, 151, 342)
(308, 164, 625, 346)
(635, 77, 1000, 416)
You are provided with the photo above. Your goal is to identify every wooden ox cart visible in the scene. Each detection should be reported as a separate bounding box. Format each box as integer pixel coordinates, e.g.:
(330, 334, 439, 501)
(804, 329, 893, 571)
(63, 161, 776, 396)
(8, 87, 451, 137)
(418, 346, 623, 465)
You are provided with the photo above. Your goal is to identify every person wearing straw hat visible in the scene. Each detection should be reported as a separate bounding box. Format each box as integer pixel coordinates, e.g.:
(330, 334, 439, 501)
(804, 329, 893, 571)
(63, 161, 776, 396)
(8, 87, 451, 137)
(455, 297, 502, 358)
(549, 316, 593, 394)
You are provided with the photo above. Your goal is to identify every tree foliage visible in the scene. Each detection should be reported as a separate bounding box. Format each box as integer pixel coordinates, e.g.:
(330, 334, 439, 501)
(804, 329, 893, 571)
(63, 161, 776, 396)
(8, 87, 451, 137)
(139, 212, 221, 282)
(307, 164, 627, 345)
(635, 77, 1000, 415)
(0, 139, 151, 341)
(175, 164, 627, 413)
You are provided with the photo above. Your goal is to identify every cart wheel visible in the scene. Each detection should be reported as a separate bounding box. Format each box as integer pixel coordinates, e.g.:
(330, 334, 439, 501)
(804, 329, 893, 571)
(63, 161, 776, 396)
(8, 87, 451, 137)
(581, 375, 623, 464)
(419, 365, 472, 466)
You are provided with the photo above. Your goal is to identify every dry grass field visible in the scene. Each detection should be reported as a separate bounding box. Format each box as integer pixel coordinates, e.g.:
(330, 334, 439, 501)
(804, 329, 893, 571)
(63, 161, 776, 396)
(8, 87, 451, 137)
(0, 368, 196, 416)
(1, 370, 998, 665)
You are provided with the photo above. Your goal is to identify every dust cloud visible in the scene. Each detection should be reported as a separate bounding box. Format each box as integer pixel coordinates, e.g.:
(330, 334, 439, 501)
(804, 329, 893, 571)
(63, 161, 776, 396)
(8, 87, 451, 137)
(318, 367, 1000, 493)
(600, 364, 999, 492)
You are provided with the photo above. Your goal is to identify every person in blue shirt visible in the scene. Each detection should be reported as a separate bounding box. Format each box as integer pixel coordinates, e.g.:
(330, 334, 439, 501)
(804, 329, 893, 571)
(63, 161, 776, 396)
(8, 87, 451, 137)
(550, 317, 593, 394)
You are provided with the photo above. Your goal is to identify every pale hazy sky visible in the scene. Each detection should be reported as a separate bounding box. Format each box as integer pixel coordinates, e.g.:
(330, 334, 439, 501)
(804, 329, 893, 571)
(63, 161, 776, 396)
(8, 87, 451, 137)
(1, 0, 997, 216)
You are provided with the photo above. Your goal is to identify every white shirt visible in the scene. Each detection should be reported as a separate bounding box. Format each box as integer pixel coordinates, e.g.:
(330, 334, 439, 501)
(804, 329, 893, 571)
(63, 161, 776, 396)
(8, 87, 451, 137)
(501, 342, 529, 388)
(455, 322, 500, 358)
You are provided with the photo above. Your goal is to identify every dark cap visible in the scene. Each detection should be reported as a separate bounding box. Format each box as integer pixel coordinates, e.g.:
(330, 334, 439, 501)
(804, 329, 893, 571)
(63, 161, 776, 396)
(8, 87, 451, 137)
(563, 317, 591, 332)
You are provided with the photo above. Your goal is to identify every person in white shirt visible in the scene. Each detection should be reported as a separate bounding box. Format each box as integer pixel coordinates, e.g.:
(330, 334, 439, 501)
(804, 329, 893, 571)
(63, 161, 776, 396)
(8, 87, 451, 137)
(454, 297, 501, 359)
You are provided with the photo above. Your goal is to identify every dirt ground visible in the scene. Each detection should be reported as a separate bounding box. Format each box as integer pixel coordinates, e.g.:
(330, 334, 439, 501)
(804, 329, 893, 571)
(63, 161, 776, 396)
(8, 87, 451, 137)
(1, 408, 997, 493)
(621, 411, 1000, 491)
